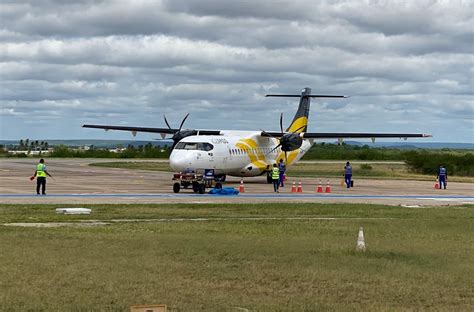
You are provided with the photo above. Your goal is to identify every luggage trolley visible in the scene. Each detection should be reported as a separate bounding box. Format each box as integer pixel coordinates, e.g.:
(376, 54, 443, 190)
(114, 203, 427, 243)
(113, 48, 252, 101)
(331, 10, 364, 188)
(172, 169, 223, 194)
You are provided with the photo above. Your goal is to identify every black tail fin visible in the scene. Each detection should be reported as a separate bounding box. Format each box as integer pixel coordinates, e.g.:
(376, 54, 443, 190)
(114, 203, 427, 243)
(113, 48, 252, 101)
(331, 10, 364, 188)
(266, 88, 347, 133)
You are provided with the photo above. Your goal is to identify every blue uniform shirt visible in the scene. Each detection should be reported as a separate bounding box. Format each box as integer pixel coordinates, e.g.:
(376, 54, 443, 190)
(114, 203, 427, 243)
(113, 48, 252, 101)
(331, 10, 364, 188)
(438, 167, 447, 177)
(279, 162, 286, 172)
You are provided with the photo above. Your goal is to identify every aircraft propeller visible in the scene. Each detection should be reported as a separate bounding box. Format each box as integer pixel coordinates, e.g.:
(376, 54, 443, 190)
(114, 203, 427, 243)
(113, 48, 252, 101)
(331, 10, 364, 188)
(263, 113, 305, 164)
(163, 113, 196, 149)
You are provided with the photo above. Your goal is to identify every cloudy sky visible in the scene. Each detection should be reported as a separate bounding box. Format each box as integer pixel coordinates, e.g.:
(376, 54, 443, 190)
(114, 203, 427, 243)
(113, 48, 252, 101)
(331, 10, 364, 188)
(1, 0, 473, 142)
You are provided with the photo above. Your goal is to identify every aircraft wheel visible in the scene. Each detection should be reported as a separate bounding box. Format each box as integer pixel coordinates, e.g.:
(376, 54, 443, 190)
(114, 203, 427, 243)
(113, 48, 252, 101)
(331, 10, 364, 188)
(215, 182, 222, 189)
(173, 182, 180, 193)
(199, 184, 206, 194)
(216, 174, 226, 182)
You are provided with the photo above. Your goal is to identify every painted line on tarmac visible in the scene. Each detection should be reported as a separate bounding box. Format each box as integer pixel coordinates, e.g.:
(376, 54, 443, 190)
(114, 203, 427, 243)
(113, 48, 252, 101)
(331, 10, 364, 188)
(0, 193, 473, 200)
(2, 216, 395, 228)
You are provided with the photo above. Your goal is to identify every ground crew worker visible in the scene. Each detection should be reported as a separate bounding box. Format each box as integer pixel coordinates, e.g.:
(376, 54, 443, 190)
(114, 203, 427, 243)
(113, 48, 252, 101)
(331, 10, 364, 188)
(272, 163, 280, 193)
(30, 158, 52, 195)
(344, 161, 352, 188)
(278, 159, 286, 187)
(437, 165, 447, 189)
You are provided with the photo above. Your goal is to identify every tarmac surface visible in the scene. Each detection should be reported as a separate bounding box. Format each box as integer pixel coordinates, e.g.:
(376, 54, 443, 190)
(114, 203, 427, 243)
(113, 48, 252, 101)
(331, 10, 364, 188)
(1, 158, 473, 206)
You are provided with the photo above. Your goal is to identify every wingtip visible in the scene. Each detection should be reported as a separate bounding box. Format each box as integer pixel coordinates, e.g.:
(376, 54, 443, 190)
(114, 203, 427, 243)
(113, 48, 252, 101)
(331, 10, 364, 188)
(423, 134, 433, 137)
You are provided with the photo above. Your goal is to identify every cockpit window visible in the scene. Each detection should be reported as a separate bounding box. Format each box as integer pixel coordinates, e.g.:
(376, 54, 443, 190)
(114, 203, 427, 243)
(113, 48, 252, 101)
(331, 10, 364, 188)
(174, 142, 214, 151)
(198, 143, 213, 151)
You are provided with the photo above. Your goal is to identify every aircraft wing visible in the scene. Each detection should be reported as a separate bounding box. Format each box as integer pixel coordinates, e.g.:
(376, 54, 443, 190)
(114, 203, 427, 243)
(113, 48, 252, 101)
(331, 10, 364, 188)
(82, 124, 221, 136)
(301, 132, 432, 139)
(261, 132, 432, 139)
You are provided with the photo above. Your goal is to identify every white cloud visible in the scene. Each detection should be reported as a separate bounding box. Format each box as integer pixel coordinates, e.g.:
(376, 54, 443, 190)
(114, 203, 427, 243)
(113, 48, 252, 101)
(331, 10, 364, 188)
(0, 0, 473, 142)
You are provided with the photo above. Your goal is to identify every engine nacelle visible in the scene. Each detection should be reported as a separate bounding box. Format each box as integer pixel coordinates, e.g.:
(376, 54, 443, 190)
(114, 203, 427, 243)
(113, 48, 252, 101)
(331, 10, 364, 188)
(280, 133, 303, 152)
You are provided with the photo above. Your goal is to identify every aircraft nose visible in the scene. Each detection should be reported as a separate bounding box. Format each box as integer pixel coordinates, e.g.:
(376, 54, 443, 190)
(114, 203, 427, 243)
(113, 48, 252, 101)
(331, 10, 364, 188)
(169, 150, 193, 171)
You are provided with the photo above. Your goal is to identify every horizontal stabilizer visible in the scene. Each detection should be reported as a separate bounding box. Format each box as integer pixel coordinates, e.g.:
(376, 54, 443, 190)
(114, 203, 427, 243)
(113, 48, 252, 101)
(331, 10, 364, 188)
(266, 94, 348, 98)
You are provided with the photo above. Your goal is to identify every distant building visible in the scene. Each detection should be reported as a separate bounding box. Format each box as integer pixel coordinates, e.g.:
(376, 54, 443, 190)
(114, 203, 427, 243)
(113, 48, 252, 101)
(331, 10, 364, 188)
(109, 148, 127, 153)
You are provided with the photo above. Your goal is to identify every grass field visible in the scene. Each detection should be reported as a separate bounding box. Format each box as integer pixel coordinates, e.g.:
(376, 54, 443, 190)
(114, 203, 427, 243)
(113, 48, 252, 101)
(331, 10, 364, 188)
(89, 161, 474, 182)
(0, 203, 473, 311)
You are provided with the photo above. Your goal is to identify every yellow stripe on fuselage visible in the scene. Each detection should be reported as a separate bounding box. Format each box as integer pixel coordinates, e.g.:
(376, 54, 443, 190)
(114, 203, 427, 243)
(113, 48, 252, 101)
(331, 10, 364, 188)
(236, 139, 268, 170)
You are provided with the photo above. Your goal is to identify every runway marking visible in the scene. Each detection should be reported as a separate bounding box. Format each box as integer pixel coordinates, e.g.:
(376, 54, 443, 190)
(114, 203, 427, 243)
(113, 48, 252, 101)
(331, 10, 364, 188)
(0, 193, 473, 200)
(423, 198, 474, 202)
(2, 216, 395, 228)
(3, 222, 109, 228)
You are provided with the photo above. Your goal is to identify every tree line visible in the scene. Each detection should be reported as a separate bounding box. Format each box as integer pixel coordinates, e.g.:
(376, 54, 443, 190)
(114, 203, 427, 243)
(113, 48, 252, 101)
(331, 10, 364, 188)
(49, 144, 170, 158)
(301, 143, 473, 176)
(16, 139, 49, 151)
(402, 150, 473, 177)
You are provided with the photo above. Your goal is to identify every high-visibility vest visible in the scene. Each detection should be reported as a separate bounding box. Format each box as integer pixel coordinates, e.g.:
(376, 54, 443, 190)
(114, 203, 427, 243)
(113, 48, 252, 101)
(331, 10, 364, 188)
(272, 167, 280, 179)
(36, 163, 46, 177)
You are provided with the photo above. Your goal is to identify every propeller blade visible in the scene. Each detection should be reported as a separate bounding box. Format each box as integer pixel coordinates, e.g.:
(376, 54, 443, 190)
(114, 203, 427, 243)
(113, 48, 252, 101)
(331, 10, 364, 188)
(178, 113, 190, 131)
(268, 143, 281, 155)
(279, 113, 284, 134)
(284, 151, 288, 164)
(164, 115, 172, 130)
(260, 129, 277, 139)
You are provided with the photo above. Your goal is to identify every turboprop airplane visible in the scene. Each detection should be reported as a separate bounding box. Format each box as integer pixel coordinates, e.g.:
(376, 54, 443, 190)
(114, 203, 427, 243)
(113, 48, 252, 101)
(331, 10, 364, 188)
(83, 87, 431, 183)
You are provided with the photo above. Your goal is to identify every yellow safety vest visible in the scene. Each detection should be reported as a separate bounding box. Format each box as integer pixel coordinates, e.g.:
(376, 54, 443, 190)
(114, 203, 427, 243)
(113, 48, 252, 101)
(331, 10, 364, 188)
(272, 167, 280, 179)
(36, 163, 46, 177)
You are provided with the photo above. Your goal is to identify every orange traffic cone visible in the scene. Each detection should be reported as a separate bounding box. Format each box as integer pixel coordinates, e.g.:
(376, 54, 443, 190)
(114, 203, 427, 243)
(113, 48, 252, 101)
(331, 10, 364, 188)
(291, 182, 296, 193)
(325, 180, 331, 193)
(297, 180, 303, 193)
(317, 179, 323, 193)
(239, 179, 245, 193)
(434, 178, 439, 189)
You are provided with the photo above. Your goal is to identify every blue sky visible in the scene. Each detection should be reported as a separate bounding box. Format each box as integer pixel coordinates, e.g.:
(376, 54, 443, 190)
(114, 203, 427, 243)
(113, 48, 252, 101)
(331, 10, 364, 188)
(1, 0, 473, 143)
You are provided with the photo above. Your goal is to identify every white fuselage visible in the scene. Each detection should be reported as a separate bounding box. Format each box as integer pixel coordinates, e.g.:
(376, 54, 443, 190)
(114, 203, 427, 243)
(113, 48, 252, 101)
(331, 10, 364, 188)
(169, 130, 313, 177)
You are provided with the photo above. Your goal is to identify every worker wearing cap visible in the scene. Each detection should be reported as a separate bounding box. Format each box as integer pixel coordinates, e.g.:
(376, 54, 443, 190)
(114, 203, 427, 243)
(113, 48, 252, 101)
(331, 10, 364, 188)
(30, 158, 53, 195)
(344, 161, 352, 188)
(437, 165, 447, 190)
